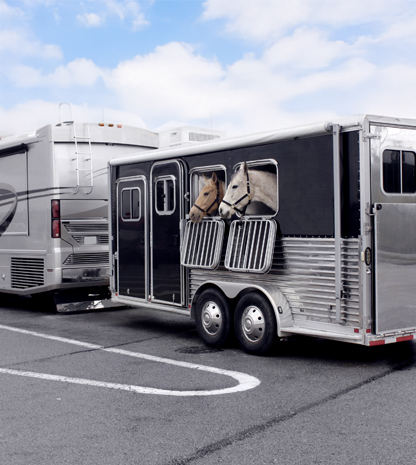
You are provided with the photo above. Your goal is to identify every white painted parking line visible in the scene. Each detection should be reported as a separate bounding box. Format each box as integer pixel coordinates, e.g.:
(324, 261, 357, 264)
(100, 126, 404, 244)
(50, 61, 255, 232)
(0, 324, 260, 396)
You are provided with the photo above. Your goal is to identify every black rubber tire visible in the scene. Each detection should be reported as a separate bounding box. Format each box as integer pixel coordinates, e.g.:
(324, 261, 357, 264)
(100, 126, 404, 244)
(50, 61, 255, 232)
(195, 288, 232, 348)
(234, 292, 277, 355)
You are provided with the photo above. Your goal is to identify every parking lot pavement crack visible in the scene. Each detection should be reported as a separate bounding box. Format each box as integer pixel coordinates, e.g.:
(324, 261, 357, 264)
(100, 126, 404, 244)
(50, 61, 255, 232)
(165, 360, 414, 465)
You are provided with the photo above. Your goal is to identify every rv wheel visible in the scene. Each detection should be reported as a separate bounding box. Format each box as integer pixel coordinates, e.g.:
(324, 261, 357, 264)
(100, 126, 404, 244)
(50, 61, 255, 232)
(195, 289, 232, 348)
(234, 292, 277, 355)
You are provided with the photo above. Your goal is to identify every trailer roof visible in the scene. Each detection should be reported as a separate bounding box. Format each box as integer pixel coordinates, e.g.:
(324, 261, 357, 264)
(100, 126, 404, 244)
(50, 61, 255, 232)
(109, 114, 416, 167)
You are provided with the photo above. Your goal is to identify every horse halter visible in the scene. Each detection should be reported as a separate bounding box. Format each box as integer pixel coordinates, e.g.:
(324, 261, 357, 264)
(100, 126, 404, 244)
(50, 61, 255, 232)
(221, 169, 251, 216)
(192, 179, 221, 217)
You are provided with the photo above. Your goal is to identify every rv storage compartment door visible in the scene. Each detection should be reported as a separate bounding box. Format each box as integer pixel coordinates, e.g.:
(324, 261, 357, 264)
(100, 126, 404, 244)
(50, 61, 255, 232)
(375, 203, 416, 333)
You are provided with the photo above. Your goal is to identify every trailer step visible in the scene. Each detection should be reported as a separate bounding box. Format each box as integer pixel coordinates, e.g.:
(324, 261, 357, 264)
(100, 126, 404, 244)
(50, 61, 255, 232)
(280, 326, 362, 341)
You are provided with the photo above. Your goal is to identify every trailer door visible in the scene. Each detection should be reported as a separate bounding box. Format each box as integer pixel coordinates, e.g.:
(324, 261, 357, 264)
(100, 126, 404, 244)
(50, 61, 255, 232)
(370, 124, 416, 333)
(116, 177, 148, 300)
(375, 203, 416, 333)
(151, 161, 184, 306)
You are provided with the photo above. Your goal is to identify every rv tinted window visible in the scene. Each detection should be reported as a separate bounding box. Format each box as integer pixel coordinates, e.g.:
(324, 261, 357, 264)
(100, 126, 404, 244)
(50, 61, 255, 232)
(383, 149, 416, 194)
(155, 176, 176, 215)
(121, 188, 141, 221)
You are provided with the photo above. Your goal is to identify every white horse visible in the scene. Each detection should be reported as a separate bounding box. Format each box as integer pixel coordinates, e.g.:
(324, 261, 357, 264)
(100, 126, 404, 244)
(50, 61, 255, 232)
(219, 162, 277, 219)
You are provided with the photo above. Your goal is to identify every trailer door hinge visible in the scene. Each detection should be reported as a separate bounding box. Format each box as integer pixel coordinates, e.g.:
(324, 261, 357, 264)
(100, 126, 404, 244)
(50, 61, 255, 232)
(362, 132, 381, 142)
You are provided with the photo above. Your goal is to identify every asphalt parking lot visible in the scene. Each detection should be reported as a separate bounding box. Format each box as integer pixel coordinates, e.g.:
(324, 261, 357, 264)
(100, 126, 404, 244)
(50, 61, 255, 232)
(1, 295, 416, 465)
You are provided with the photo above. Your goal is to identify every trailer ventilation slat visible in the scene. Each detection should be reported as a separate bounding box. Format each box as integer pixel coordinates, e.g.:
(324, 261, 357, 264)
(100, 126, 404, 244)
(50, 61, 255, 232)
(63, 253, 109, 265)
(225, 219, 277, 273)
(11, 258, 44, 289)
(181, 219, 224, 269)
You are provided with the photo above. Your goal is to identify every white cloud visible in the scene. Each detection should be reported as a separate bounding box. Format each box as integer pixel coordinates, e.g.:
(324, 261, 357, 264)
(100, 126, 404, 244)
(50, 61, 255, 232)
(77, 12, 104, 27)
(7, 58, 103, 87)
(202, 0, 415, 41)
(0, 29, 62, 59)
(263, 28, 350, 71)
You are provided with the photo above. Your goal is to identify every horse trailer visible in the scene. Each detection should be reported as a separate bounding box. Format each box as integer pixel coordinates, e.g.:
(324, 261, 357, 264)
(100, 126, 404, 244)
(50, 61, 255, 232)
(109, 114, 416, 354)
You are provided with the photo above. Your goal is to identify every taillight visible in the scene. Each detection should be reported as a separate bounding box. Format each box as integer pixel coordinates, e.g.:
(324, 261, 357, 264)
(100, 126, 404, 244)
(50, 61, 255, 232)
(51, 200, 61, 238)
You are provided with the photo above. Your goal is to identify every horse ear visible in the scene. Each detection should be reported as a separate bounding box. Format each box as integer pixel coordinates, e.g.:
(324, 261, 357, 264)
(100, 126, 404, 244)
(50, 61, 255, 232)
(202, 174, 208, 181)
(211, 172, 217, 183)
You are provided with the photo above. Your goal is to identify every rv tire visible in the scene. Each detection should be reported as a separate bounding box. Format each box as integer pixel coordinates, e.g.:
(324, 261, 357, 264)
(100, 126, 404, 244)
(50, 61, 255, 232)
(234, 292, 277, 355)
(195, 288, 232, 348)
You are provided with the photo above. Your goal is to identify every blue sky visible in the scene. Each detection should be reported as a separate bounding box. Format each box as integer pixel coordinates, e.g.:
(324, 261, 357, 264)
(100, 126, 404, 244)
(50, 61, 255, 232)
(1, 0, 416, 137)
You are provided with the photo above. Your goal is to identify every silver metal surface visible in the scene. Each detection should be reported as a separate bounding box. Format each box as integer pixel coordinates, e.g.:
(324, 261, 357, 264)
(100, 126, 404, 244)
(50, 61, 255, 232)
(240, 305, 266, 342)
(332, 125, 342, 323)
(190, 237, 361, 328)
(225, 219, 277, 273)
(181, 219, 224, 269)
(375, 203, 416, 333)
(201, 300, 223, 336)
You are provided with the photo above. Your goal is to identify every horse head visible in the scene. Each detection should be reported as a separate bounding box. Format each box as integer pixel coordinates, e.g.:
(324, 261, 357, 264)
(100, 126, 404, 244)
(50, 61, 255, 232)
(189, 172, 224, 223)
(219, 162, 251, 219)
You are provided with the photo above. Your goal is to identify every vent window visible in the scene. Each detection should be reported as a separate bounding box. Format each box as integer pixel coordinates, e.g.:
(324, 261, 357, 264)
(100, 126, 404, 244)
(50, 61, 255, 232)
(121, 188, 141, 221)
(383, 149, 416, 194)
(155, 176, 176, 215)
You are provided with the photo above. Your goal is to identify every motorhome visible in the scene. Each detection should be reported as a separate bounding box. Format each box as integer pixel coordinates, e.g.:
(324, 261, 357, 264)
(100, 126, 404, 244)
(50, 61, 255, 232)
(109, 115, 416, 354)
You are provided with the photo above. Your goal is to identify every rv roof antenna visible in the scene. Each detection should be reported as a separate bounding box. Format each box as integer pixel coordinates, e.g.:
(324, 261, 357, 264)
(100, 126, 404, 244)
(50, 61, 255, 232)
(59, 102, 74, 125)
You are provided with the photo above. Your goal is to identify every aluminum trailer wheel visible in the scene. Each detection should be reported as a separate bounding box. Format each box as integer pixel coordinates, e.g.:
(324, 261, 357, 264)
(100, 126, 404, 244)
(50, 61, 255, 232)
(195, 288, 232, 348)
(234, 292, 277, 355)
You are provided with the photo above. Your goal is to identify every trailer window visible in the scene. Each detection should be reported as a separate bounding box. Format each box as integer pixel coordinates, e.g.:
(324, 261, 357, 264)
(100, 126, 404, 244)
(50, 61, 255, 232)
(121, 188, 141, 221)
(383, 150, 416, 194)
(155, 176, 176, 215)
(234, 160, 279, 217)
(190, 166, 227, 215)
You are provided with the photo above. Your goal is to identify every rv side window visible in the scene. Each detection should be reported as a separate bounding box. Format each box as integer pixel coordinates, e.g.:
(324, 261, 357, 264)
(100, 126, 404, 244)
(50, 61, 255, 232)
(383, 150, 416, 194)
(155, 176, 176, 215)
(121, 188, 141, 221)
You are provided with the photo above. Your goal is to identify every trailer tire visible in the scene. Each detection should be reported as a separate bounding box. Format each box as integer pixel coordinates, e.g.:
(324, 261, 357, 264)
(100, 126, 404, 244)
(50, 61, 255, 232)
(195, 289, 232, 348)
(234, 292, 277, 355)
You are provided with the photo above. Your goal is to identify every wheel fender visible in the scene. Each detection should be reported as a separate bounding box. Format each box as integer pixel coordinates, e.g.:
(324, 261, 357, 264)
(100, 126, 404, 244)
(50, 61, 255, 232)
(192, 281, 293, 337)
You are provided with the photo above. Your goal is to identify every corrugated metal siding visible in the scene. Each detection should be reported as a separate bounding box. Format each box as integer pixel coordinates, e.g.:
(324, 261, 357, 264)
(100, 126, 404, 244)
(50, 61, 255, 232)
(189, 237, 360, 326)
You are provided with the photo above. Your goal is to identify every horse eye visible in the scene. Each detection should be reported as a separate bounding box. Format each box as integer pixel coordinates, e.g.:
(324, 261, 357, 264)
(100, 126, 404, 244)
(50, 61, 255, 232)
(204, 192, 209, 196)
(232, 185, 238, 189)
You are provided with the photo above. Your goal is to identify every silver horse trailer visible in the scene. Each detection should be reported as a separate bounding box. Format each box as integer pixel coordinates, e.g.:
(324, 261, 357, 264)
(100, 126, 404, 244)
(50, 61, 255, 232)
(109, 114, 416, 354)
(0, 121, 160, 310)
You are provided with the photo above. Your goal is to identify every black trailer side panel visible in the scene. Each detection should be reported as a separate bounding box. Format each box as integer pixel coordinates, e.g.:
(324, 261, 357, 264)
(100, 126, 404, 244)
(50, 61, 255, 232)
(186, 134, 335, 237)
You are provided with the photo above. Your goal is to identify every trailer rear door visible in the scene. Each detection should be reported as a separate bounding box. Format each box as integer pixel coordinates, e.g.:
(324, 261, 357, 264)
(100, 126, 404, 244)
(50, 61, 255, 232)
(370, 123, 416, 333)
(375, 203, 416, 333)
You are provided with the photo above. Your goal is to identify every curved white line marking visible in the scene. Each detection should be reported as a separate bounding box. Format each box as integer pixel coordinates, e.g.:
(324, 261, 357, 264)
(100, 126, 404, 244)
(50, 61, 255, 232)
(0, 324, 260, 396)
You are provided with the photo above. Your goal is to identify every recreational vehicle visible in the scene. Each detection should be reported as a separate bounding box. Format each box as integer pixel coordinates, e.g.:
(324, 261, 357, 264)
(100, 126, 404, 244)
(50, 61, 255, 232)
(109, 115, 416, 354)
(0, 120, 222, 311)
(0, 121, 162, 309)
